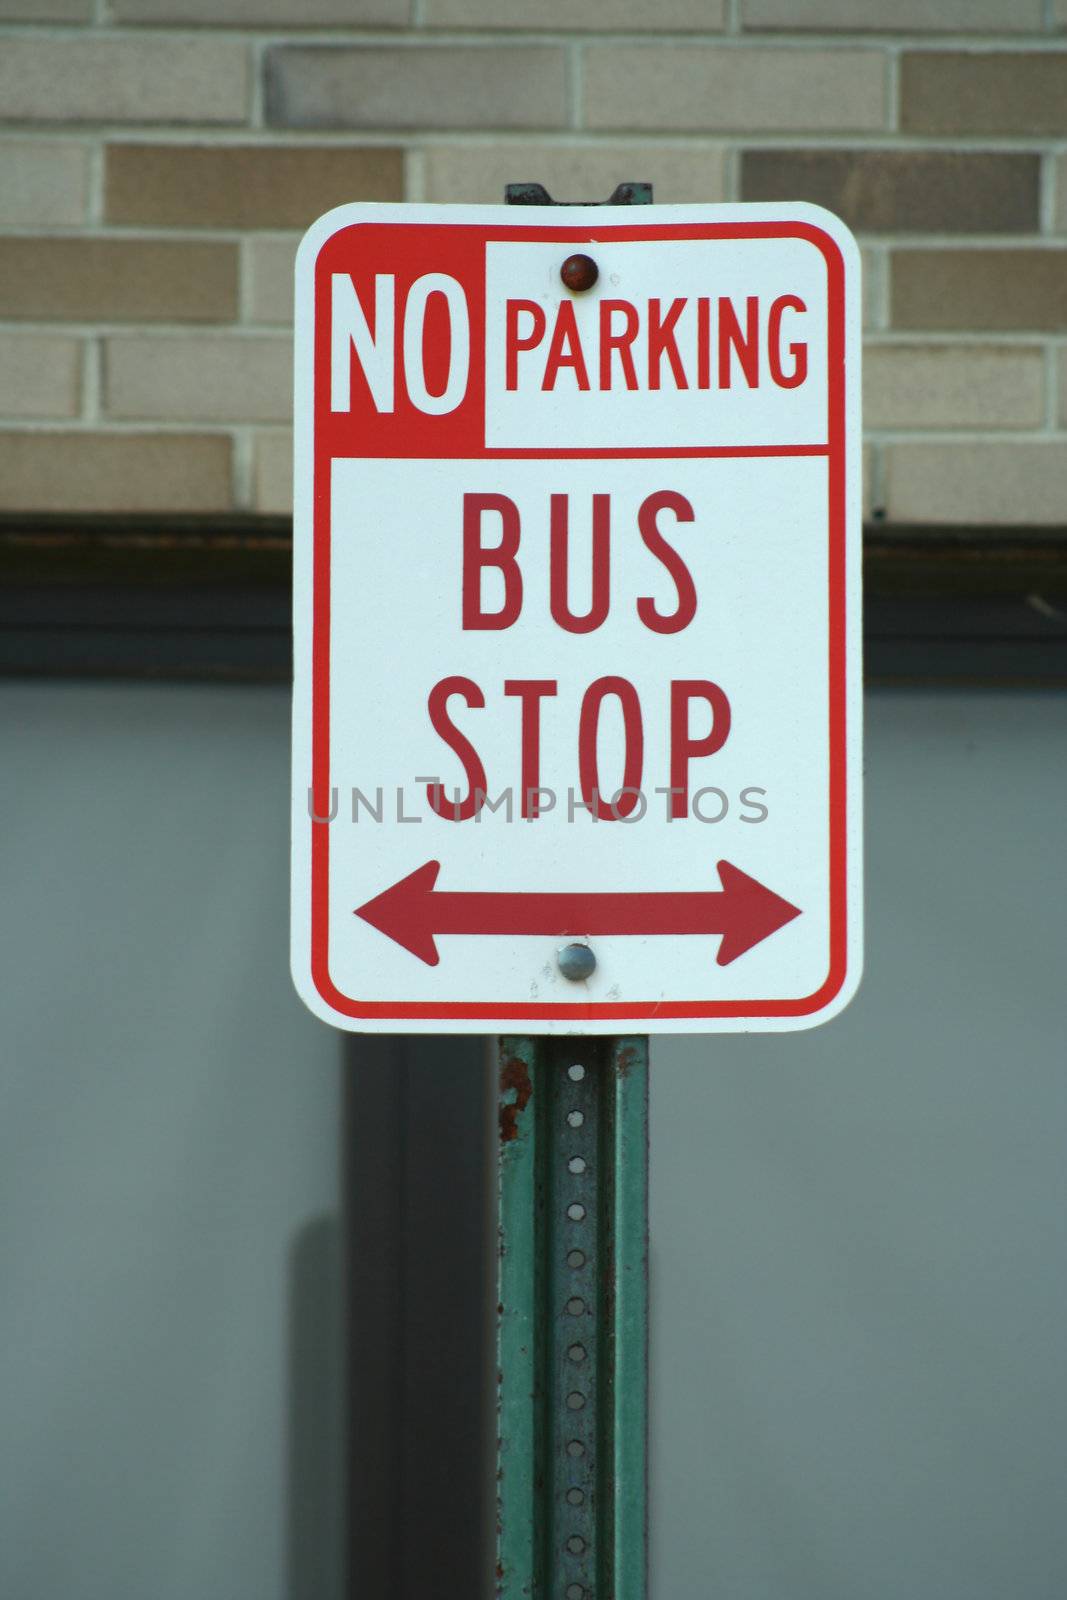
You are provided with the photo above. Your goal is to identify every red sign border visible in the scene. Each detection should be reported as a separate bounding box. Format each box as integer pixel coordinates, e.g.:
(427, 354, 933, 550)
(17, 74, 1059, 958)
(306, 218, 851, 1024)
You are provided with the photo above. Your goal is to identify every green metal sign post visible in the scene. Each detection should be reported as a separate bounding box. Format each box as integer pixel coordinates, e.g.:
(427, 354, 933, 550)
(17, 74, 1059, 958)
(497, 1035, 649, 1600)
(494, 178, 652, 1600)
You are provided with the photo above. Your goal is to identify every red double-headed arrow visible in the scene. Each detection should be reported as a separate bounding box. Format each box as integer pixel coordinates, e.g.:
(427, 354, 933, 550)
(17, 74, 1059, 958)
(355, 859, 801, 968)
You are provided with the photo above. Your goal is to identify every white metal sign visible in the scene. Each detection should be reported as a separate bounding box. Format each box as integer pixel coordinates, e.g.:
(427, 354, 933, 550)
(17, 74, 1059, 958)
(291, 203, 863, 1034)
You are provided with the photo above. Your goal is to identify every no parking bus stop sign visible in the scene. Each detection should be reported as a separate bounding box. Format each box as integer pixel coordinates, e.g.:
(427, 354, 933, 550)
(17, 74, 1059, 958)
(290, 202, 863, 1034)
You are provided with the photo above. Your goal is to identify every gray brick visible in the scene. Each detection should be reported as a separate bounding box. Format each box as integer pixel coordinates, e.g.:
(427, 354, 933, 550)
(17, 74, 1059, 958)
(864, 344, 1044, 431)
(741, 150, 1038, 234)
(902, 52, 1067, 137)
(0, 0, 91, 17)
(113, 0, 406, 21)
(245, 237, 299, 325)
(266, 45, 567, 131)
(0, 432, 232, 513)
(425, 0, 723, 28)
(1048, 155, 1067, 232)
(0, 142, 89, 227)
(0, 36, 248, 125)
(744, 0, 1042, 29)
(0, 333, 82, 420)
(584, 46, 887, 133)
(891, 250, 1067, 332)
(105, 144, 403, 229)
(885, 443, 1067, 525)
(0, 239, 238, 324)
(253, 428, 292, 513)
(105, 334, 291, 422)
(422, 143, 726, 204)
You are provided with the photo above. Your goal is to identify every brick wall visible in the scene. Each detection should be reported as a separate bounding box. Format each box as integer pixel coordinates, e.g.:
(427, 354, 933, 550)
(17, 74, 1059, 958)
(2, 1, 1066, 524)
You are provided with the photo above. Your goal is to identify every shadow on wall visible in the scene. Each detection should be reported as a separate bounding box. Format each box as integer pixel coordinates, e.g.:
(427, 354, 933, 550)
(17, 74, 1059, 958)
(334, 1035, 493, 1600)
(288, 1213, 343, 1600)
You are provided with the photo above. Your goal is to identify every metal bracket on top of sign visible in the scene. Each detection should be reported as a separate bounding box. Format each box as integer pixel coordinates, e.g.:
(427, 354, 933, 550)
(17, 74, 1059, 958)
(495, 183, 651, 1600)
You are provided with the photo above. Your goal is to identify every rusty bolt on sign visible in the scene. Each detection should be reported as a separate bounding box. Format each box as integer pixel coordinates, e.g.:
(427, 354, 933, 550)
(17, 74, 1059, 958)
(560, 253, 599, 292)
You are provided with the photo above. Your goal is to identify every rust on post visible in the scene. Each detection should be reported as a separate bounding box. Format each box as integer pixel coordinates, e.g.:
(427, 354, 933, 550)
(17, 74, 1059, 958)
(499, 1054, 534, 1144)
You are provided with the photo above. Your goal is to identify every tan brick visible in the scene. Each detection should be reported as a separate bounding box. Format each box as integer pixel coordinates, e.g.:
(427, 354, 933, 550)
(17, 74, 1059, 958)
(744, 0, 1042, 29)
(864, 344, 1044, 431)
(0, 0, 91, 17)
(0, 239, 238, 324)
(265, 45, 568, 130)
(245, 237, 299, 325)
(0, 432, 232, 513)
(113, 0, 406, 21)
(902, 52, 1067, 137)
(741, 150, 1038, 234)
(891, 250, 1067, 332)
(422, 144, 727, 205)
(105, 334, 291, 422)
(0, 36, 248, 125)
(253, 428, 292, 514)
(425, 0, 723, 28)
(0, 333, 82, 420)
(105, 144, 403, 230)
(584, 46, 887, 133)
(885, 443, 1067, 525)
(0, 142, 89, 227)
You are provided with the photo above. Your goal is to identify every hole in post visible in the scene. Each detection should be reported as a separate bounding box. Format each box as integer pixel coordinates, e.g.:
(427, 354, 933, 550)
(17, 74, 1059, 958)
(567, 1250, 586, 1269)
(566, 1391, 585, 1411)
(568, 1344, 586, 1362)
(566, 1535, 586, 1555)
(567, 1439, 585, 1458)
(567, 1110, 584, 1129)
(568, 1063, 585, 1081)
(566, 1487, 585, 1506)
(566, 1296, 585, 1315)
(567, 1203, 586, 1222)
(568, 1156, 587, 1175)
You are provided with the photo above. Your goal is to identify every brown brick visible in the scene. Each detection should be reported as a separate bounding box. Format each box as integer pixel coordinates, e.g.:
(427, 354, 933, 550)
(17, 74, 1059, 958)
(902, 52, 1067, 136)
(0, 333, 82, 420)
(425, 0, 723, 27)
(742, 149, 1037, 235)
(744, 0, 1042, 29)
(884, 443, 1067, 525)
(584, 46, 887, 132)
(0, 36, 248, 125)
(891, 250, 1067, 332)
(0, 142, 89, 227)
(105, 334, 291, 422)
(0, 433, 232, 512)
(421, 143, 727, 204)
(113, 0, 406, 21)
(106, 144, 403, 230)
(864, 344, 1044, 431)
(0, 239, 238, 324)
(266, 45, 567, 131)
(252, 429, 292, 514)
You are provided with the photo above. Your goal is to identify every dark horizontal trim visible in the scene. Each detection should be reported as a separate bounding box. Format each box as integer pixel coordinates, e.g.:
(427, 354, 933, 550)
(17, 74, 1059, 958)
(1, 514, 1065, 686)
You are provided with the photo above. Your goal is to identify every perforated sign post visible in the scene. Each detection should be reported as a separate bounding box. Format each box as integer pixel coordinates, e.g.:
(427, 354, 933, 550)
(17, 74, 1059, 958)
(291, 200, 862, 1036)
